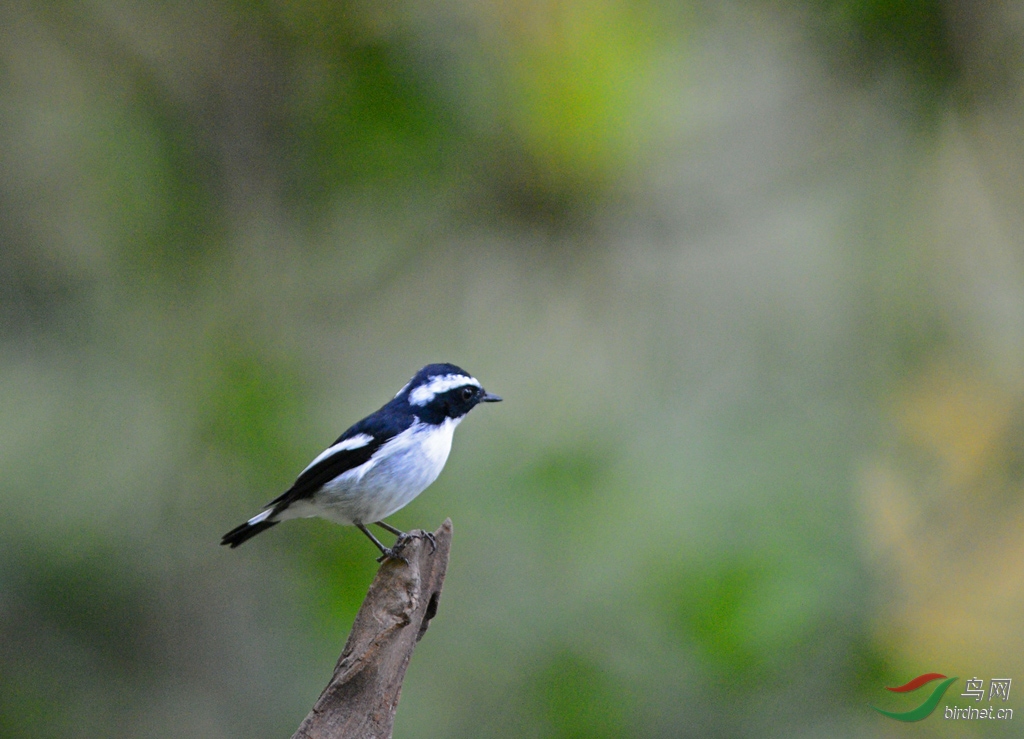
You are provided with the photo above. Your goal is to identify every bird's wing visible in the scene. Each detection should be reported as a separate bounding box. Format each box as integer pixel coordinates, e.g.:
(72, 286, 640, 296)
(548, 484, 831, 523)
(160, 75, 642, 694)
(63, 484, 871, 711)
(265, 411, 405, 510)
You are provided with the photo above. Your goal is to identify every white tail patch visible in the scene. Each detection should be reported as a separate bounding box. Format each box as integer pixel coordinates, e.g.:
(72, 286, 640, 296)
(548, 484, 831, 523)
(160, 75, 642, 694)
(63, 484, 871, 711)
(247, 509, 274, 525)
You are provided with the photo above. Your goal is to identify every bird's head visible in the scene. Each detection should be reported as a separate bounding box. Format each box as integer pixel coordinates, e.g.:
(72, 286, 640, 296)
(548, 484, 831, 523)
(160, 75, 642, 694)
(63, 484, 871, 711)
(396, 363, 501, 423)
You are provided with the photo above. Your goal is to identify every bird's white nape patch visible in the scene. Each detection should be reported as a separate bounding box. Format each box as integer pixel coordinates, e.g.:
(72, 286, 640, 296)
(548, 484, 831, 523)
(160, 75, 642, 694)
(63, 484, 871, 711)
(247, 509, 274, 525)
(409, 374, 480, 406)
(301, 432, 374, 473)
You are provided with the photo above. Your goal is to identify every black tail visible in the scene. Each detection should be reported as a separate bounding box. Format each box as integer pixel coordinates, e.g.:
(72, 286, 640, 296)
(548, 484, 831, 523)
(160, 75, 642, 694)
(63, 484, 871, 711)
(221, 519, 279, 548)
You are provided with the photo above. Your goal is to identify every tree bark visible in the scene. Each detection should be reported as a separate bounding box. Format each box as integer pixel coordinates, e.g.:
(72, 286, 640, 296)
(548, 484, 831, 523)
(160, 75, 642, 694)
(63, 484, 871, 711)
(291, 519, 452, 739)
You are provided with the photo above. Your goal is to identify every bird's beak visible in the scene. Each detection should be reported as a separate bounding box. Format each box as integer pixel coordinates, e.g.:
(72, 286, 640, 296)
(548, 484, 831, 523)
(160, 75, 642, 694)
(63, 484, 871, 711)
(481, 391, 502, 403)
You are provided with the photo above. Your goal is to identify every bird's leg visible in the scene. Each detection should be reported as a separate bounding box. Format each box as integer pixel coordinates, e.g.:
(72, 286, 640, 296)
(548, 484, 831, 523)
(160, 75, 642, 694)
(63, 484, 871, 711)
(374, 520, 437, 553)
(373, 520, 405, 537)
(356, 523, 408, 564)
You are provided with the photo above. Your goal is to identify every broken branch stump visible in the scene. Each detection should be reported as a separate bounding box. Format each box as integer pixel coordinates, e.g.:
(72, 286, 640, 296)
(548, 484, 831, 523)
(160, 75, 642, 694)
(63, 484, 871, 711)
(291, 519, 453, 739)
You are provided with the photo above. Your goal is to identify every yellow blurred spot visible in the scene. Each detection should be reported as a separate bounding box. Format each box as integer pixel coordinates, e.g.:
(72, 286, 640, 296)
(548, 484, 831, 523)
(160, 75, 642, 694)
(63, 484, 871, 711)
(896, 365, 1013, 486)
(862, 363, 1024, 669)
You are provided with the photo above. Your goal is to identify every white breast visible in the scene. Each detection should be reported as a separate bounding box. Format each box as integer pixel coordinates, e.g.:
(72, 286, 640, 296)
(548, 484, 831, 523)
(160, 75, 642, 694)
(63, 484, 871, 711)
(302, 416, 462, 525)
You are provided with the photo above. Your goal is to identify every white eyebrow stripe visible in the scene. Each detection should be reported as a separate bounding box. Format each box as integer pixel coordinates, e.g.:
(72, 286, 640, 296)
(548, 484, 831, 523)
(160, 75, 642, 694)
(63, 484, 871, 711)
(301, 433, 374, 473)
(409, 374, 480, 406)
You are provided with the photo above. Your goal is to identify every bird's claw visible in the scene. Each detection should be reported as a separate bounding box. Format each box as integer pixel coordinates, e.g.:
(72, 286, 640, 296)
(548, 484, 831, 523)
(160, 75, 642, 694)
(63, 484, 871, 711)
(375, 530, 436, 563)
(403, 530, 437, 552)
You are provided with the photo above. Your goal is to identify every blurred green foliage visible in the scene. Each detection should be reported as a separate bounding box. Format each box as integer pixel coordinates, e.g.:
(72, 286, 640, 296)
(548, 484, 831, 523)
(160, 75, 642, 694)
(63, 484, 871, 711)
(815, 0, 958, 96)
(502, 1, 662, 210)
(200, 342, 308, 485)
(293, 41, 458, 196)
(532, 649, 629, 739)
(517, 447, 607, 511)
(2, 0, 1024, 737)
(663, 556, 772, 677)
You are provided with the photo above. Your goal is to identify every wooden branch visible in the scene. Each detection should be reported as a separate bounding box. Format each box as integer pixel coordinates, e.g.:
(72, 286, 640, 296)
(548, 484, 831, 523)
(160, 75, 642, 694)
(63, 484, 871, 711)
(291, 519, 453, 739)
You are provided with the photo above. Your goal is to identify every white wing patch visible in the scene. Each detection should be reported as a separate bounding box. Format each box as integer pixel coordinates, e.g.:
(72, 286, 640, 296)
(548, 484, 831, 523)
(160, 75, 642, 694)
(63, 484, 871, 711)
(409, 374, 480, 406)
(300, 432, 374, 474)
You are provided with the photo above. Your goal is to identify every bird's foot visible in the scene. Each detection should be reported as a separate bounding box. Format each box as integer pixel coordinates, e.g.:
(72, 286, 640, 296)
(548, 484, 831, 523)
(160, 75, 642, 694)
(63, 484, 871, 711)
(374, 530, 436, 563)
(401, 529, 437, 552)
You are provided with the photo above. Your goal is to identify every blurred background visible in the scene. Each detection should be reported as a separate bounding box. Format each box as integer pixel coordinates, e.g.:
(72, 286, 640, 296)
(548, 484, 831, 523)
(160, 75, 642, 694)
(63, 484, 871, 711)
(2, 0, 1024, 736)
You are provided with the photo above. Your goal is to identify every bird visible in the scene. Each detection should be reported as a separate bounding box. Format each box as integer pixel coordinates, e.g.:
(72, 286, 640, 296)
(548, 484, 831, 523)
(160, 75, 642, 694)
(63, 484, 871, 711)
(221, 363, 501, 561)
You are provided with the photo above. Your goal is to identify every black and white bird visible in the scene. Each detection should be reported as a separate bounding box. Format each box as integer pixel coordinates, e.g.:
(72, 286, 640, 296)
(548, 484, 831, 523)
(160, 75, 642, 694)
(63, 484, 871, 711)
(221, 363, 501, 560)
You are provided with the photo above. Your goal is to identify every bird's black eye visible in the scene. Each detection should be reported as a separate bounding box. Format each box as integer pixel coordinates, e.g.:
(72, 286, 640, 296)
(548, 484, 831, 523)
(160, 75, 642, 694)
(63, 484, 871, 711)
(461, 387, 475, 401)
